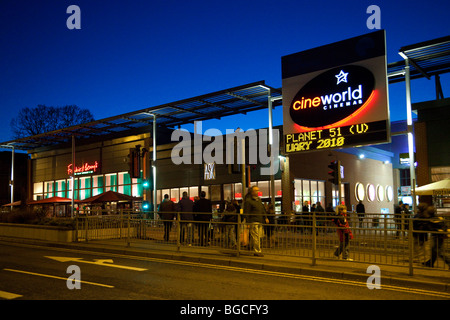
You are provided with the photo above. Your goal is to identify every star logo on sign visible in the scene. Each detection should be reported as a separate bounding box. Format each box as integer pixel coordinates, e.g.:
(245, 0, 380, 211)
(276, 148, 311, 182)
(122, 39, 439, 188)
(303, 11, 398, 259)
(335, 70, 348, 85)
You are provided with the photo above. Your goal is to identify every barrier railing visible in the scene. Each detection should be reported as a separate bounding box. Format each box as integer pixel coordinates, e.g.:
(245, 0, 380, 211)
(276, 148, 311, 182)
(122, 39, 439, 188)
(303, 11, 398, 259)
(75, 210, 450, 275)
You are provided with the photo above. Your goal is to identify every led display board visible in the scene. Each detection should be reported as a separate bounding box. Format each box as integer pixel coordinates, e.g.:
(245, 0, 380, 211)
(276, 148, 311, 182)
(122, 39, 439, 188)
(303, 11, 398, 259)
(282, 30, 390, 154)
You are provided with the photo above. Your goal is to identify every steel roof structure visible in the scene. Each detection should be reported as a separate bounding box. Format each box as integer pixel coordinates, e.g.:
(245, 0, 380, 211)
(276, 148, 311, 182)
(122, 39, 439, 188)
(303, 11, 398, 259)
(0, 81, 281, 151)
(388, 34, 450, 86)
(1, 35, 448, 152)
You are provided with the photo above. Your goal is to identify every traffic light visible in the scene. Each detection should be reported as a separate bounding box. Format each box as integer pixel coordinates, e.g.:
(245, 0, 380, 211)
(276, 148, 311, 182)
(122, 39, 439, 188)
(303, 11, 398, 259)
(128, 147, 141, 178)
(142, 201, 150, 211)
(328, 160, 341, 185)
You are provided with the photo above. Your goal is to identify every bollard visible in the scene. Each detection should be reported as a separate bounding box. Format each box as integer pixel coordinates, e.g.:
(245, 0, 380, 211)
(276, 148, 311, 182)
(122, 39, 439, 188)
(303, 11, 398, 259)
(408, 217, 414, 276)
(127, 210, 130, 247)
(312, 212, 316, 266)
(177, 212, 181, 252)
(236, 212, 241, 257)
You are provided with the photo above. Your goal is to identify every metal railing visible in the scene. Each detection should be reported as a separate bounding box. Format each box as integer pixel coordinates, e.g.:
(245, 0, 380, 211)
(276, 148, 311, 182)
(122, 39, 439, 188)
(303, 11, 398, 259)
(74, 210, 450, 275)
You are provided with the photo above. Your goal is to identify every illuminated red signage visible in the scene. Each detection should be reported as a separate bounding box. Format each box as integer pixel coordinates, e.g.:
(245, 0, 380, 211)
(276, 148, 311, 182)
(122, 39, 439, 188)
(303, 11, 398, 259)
(289, 66, 375, 129)
(282, 30, 390, 154)
(68, 161, 99, 176)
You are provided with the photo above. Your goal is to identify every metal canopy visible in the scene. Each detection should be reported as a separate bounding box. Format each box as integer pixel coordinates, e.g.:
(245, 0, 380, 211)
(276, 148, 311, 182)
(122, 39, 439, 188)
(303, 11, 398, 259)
(388, 35, 450, 83)
(0, 81, 281, 151)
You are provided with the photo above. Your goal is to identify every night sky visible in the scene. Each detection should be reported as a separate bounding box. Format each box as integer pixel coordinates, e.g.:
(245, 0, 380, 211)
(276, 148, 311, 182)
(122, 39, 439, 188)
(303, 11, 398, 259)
(0, 0, 449, 143)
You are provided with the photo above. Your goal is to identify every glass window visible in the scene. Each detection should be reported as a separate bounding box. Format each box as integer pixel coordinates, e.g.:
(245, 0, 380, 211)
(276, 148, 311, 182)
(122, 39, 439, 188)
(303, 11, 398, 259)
(355, 182, 365, 201)
(377, 185, 384, 202)
(275, 180, 282, 197)
(234, 183, 242, 199)
(223, 184, 232, 202)
(367, 184, 376, 202)
(189, 187, 198, 200)
(310, 181, 318, 203)
(170, 188, 179, 202)
(55, 179, 66, 198)
(34, 182, 43, 196)
(201, 186, 209, 199)
(105, 173, 117, 192)
(302, 180, 311, 205)
(318, 181, 325, 204)
(386, 185, 394, 202)
(44, 181, 54, 198)
(180, 187, 189, 199)
(257, 181, 269, 198)
(161, 189, 170, 201)
(157, 190, 162, 204)
(92, 175, 104, 196)
(210, 185, 221, 202)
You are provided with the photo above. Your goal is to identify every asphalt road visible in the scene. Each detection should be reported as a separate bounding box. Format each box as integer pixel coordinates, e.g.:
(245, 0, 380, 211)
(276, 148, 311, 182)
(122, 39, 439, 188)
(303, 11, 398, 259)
(0, 241, 448, 303)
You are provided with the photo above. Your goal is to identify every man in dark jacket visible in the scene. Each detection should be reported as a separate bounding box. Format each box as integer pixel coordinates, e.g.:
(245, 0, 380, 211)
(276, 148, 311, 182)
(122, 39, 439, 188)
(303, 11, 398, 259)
(159, 194, 175, 241)
(193, 191, 212, 246)
(178, 191, 194, 245)
(244, 186, 268, 257)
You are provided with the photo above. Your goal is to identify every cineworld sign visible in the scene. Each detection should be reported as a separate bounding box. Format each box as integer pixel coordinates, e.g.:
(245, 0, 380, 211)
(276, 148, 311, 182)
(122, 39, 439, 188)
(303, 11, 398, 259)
(289, 65, 375, 128)
(282, 30, 390, 154)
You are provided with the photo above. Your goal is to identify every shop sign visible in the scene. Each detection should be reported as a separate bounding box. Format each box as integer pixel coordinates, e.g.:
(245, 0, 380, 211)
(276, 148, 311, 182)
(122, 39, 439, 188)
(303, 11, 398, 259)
(68, 161, 100, 176)
(282, 30, 390, 154)
(204, 163, 216, 180)
(289, 66, 375, 128)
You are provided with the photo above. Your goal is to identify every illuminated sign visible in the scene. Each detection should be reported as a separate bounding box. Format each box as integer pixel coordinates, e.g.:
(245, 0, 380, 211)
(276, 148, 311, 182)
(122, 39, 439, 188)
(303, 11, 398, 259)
(282, 30, 390, 154)
(68, 161, 100, 176)
(204, 163, 216, 180)
(285, 120, 387, 152)
(289, 66, 375, 128)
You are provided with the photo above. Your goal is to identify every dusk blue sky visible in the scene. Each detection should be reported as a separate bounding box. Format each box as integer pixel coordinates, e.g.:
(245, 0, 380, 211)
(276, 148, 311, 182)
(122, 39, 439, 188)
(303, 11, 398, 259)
(0, 0, 449, 143)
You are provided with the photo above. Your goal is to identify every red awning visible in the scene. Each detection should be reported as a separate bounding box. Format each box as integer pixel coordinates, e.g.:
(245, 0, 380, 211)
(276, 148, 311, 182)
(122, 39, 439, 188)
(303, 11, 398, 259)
(79, 190, 135, 203)
(28, 196, 79, 205)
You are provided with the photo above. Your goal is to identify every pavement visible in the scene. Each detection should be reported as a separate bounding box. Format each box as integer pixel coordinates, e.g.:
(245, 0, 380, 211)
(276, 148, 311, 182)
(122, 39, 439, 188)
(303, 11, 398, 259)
(2, 236, 449, 294)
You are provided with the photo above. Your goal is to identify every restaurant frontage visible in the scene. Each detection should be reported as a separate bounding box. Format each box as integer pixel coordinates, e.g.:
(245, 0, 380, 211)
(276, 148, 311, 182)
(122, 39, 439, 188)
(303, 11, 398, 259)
(26, 121, 395, 217)
(3, 31, 448, 218)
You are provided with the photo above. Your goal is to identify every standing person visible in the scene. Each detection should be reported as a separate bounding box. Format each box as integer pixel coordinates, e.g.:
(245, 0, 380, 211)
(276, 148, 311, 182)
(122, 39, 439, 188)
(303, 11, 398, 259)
(244, 186, 269, 257)
(413, 202, 430, 263)
(315, 202, 325, 235)
(332, 205, 353, 260)
(178, 191, 194, 246)
(264, 203, 276, 247)
(356, 200, 365, 228)
(423, 206, 450, 268)
(193, 191, 212, 246)
(325, 203, 334, 233)
(394, 201, 405, 238)
(222, 202, 237, 249)
(302, 201, 310, 234)
(159, 194, 175, 242)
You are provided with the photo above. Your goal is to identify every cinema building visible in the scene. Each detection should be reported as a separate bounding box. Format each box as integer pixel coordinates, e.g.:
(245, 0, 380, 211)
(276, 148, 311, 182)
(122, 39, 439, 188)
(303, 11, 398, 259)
(0, 80, 396, 217)
(1, 32, 448, 217)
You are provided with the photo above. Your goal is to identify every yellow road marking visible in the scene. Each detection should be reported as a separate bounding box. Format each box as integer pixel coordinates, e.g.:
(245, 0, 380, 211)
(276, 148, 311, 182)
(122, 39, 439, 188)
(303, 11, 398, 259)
(2, 241, 449, 299)
(4, 268, 114, 288)
(0, 290, 22, 300)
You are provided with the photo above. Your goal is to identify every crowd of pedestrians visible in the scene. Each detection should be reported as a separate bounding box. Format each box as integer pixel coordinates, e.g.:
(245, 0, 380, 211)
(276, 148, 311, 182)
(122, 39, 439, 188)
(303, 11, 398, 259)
(157, 188, 449, 266)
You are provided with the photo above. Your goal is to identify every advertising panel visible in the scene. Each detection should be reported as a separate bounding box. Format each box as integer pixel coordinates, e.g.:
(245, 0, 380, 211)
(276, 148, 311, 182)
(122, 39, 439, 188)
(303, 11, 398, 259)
(282, 30, 390, 154)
